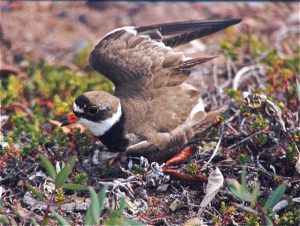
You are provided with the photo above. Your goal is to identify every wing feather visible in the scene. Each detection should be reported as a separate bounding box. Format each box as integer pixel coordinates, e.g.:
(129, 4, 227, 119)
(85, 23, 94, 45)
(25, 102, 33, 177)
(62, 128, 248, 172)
(89, 19, 241, 132)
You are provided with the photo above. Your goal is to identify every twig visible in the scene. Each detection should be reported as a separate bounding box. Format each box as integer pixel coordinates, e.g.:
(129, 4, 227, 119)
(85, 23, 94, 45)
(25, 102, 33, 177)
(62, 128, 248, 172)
(202, 125, 224, 169)
(227, 130, 265, 150)
(232, 64, 264, 90)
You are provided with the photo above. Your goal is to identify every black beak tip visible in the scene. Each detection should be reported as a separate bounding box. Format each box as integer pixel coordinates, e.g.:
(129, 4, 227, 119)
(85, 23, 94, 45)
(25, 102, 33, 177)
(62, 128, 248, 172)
(59, 116, 69, 127)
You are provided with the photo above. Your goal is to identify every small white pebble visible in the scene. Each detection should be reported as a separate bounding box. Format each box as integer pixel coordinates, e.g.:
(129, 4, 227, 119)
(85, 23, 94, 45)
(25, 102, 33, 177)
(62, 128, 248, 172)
(92, 149, 100, 165)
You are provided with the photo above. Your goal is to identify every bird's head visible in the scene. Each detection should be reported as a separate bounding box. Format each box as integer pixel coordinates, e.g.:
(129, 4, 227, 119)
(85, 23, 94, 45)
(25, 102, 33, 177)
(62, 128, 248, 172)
(59, 91, 122, 136)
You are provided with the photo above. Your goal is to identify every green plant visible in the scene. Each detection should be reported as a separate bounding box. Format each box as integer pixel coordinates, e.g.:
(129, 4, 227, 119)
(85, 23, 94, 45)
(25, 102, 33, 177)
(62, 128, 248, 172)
(226, 168, 288, 226)
(185, 162, 199, 175)
(236, 152, 250, 165)
(73, 172, 88, 185)
(0, 197, 18, 225)
(27, 155, 143, 225)
(26, 154, 89, 225)
(52, 187, 144, 226)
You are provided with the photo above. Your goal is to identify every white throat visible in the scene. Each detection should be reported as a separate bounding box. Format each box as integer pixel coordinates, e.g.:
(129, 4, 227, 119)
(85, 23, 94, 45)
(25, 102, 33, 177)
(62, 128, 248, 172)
(78, 103, 122, 136)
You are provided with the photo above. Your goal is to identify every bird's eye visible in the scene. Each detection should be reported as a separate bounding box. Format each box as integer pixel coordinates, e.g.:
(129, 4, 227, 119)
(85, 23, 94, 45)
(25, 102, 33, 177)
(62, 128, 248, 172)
(87, 106, 99, 115)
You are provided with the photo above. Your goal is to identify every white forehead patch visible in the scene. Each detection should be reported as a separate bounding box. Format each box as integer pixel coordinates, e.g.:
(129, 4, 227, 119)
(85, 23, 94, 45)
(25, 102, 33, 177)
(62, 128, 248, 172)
(73, 103, 84, 113)
(78, 103, 122, 136)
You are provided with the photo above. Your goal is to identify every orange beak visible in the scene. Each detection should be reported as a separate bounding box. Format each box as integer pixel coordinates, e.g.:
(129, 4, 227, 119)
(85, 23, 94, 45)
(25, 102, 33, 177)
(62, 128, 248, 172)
(59, 112, 78, 126)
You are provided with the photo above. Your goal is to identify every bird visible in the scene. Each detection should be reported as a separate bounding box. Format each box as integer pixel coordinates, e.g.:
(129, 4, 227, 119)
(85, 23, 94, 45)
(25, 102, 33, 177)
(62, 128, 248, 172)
(59, 19, 242, 163)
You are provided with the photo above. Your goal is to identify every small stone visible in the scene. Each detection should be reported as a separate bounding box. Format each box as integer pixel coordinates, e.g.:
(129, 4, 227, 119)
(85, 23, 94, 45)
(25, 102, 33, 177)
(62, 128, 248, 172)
(169, 199, 182, 212)
(157, 184, 169, 192)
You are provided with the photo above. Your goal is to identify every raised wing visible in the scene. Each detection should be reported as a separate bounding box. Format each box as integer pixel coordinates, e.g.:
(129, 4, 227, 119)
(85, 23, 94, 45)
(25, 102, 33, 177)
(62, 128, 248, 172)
(89, 19, 241, 96)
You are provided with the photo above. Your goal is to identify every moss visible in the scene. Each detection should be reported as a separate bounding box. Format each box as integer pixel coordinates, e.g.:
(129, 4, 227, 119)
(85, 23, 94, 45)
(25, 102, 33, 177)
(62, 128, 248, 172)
(276, 210, 300, 226)
(185, 162, 199, 175)
(73, 172, 88, 185)
(244, 213, 261, 226)
(236, 152, 250, 165)
(132, 165, 145, 174)
(286, 143, 298, 161)
(252, 114, 269, 132)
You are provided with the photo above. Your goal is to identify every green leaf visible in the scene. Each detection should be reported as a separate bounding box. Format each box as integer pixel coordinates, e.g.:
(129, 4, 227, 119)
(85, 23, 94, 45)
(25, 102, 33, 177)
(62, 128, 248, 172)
(241, 168, 247, 196)
(85, 187, 100, 225)
(52, 211, 70, 226)
(104, 216, 144, 226)
(105, 197, 145, 226)
(26, 183, 46, 202)
(0, 217, 9, 223)
(98, 188, 106, 214)
(263, 181, 287, 211)
(122, 219, 145, 226)
(31, 218, 39, 226)
(264, 216, 273, 226)
(250, 182, 260, 205)
(63, 183, 89, 191)
(41, 217, 50, 226)
(0, 198, 3, 209)
(226, 180, 252, 202)
(39, 154, 57, 180)
(55, 156, 77, 189)
(109, 198, 126, 219)
(68, 156, 77, 169)
(55, 165, 72, 189)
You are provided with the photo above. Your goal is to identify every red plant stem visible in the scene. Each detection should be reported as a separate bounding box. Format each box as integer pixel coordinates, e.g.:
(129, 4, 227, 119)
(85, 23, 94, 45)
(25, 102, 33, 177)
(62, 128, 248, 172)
(44, 191, 56, 218)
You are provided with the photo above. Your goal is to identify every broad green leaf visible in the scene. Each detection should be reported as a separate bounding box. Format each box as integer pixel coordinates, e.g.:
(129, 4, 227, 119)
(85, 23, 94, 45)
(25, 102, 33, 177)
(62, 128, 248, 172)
(263, 181, 287, 211)
(241, 168, 247, 196)
(0, 216, 9, 223)
(55, 164, 72, 189)
(0, 198, 3, 209)
(85, 187, 100, 225)
(118, 197, 126, 211)
(98, 188, 106, 215)
(26, 184, 46, 202)
(63, 183, 89, 191)
(68, 156, 77, 169)
(85, 208, 94, 226)
(52, 210, 70, 226)
(39, 154, 56, 180)
(264, 216, 273, 226)
(55, 156, 77, 189)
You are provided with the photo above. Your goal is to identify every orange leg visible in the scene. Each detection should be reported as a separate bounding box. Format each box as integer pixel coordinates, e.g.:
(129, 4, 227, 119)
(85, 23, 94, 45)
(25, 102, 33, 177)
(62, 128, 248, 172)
(163, 146, 208, 182)
(165, 146, 197, 166)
